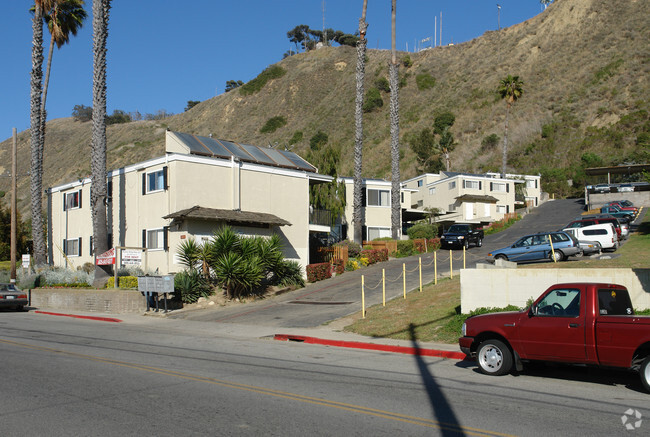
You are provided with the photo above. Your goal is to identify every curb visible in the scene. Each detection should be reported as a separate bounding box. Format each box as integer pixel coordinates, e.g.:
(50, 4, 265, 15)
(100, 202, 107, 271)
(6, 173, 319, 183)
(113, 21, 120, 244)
(34, 311, 122, 323)
(274, 334, 468, 360)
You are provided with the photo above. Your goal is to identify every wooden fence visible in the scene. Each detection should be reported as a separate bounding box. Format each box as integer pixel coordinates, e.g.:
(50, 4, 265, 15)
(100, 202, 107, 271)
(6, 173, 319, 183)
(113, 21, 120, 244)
(362, 240, 398, 255)
(316, 245, 349, 264)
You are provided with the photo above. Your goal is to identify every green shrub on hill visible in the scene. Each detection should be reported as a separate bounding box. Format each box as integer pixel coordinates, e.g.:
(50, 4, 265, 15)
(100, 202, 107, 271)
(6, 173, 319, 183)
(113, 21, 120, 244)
(239, 65, 287, 96)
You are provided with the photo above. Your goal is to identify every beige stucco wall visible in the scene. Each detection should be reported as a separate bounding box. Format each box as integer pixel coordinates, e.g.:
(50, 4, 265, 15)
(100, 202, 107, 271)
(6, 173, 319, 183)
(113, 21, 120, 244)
(460, 268, 650, 313)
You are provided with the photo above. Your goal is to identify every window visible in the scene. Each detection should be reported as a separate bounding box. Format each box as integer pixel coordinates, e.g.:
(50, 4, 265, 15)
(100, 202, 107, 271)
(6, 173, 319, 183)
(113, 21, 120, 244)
(142, 167, 168, 194)
(448, 181, 456, 190)
(367, 189, 390, 207)
(64, 190, 81, 210)
(143, 227, 169, 251)
(526, 179, 538, 189)
(496, 205, 507, 214)
(598, 288, 633, 315)
(464, 180, 481, 190)
(367, 227, 391, 240)
(537, 288, 581, 317)
(429, 187, 436, 195)
(491, 182, 506, 192)
(63, 238, 82, 256)
(550, 232, 569, 243)
(417, 200, 423, 207)
(417, 180, 423, 187)
(448, 204, 456, 212)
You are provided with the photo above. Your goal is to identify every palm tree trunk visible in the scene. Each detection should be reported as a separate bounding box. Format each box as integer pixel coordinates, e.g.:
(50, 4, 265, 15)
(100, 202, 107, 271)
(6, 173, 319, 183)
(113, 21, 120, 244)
(30, 3, 47, 267)
(502, 103, 510, 178)
(91, 0, 111, 287)
(389, 0, 401, 240)
(39, 33, 56, 152)
(352, 0, 368, 245)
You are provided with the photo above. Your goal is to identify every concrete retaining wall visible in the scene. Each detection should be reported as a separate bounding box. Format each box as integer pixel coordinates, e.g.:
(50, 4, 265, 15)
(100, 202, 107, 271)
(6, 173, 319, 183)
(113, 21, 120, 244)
(460, 268, 650, 313)
(587, 191, 650, 209)
(29, 288, 150, 314)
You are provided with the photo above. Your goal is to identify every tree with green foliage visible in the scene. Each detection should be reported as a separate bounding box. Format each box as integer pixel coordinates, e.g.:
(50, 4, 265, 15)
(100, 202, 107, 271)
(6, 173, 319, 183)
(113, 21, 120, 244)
(106, 109, 131, 124)
(437, 126, 455, 171)
(0, 199, 30, 261)
(224, 80, 243, 92)
(306, 145, 346, 224)
(260, 115, 287, 133)
(498, 74, 524, 177)
(185, 100, 200, 111)
(481, 133, 500, 151)
(309, 130, 329, 150)
(362, 87, 382, 112)
(72, 103, 92, 121)
(353, 0, 368, 246)
(409, 128, 440, 173)
(433, 111, 455, 135)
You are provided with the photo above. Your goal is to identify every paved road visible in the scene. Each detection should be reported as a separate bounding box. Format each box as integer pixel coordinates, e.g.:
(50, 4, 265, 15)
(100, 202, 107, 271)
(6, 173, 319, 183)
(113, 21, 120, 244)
(170, 199, 589, 328)
(2, 313, 647, 436)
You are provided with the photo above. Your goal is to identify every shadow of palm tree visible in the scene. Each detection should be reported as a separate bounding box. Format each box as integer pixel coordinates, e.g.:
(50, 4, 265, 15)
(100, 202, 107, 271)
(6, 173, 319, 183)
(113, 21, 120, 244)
(408, 323, 466, 436)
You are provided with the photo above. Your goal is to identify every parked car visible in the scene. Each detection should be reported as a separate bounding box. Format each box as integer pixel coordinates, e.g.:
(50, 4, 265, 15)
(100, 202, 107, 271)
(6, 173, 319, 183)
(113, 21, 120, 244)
(600, 206, 635, 222)
(440, 224, 484, 249)
(605, 200, 639, 215)
(565, 216, 627, 240)
(562, 223, 618, 252)
(487, 231, 580, 263)
(459, 283, 650, 392)
(0, 283, 28, 311)
(593, 183, 611, 193)
(618, 183, 634, 192)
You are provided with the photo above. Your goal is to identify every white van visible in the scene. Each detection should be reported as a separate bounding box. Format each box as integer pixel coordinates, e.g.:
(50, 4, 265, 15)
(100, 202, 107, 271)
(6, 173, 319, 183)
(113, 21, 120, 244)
(563, 223, 618, 252)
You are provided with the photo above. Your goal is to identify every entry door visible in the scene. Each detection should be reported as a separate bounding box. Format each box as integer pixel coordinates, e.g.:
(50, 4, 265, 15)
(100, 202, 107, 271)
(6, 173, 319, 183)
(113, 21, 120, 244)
(516, 287, 586, 361)
(464, 202, 473, 220)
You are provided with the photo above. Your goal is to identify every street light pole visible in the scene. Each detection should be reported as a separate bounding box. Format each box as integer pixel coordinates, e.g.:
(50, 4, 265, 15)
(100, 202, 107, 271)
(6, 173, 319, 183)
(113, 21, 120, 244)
(497, 4, 501, 30)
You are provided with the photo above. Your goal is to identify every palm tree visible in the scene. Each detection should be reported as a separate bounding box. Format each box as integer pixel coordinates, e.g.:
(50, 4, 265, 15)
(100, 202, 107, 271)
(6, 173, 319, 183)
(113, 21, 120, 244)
(29, 1, 50, 266)
(90, 0, 111, 287)
(352, 0, 368, 245)
(389, 0, 401, 239)
(498, 75, 524, 178)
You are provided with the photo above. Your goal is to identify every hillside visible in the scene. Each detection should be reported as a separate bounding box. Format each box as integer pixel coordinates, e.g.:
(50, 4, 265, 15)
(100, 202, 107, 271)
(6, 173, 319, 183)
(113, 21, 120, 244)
(1, 0, 648, 217)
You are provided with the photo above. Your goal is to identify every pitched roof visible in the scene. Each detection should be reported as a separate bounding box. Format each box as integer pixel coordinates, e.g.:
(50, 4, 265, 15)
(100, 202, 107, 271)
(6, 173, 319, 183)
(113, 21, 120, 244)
(455, 194, 500, 203)
(163, 206, 291, 226)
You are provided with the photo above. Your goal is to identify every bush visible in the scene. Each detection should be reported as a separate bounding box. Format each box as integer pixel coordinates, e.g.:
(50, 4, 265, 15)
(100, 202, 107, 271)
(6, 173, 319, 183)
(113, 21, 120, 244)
(374, 77, 390, 92)
(416, 73, 436, 90)
(406, 223, 438, 239)
(72, 104, 92, 122)
(396, 240, 415, 257)
(360, 249, 388, 265)
(481, 133, 500, 151)
(42, 268, 92, 288)
(106, 276, 138, 289)
(441, 305, 523, 337)
(362, 88, 383, 112)
(239, 65, 287, 96)
(277, 260, 305, 288)
(332, 258, 345, 275)
(260, 116, 287, 133)
(174, 270, 212, 304)
(345, 260, 360, 271)
(402, 54, 413, 68)
(335, 240, 361, 258)
(306, 262, 332, 283)
(309, 130, 329, 150)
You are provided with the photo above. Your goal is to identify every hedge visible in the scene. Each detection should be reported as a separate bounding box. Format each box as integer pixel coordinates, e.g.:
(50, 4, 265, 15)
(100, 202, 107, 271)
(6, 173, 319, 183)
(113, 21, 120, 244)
(306, 262, 332, 283)
(106, 276, 139, 289)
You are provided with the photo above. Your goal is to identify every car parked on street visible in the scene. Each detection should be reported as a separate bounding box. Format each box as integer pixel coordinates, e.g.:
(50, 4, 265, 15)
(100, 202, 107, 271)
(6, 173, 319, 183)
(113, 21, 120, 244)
(605, 200, 638, 215)
(487, 231, 580, 263)
(0, 283, 28, 311)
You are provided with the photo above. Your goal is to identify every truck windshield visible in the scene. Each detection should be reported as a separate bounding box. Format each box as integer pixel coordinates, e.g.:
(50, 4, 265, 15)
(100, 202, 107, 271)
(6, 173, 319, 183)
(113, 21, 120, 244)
(448, 225, 467, 232)
(598, 288, 634, 315)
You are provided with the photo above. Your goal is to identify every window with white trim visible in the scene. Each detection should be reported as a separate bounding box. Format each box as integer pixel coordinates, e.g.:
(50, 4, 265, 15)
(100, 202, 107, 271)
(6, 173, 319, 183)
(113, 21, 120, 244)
(417, 180, 423, 187)
(491, 182, 507, 192)
(464, 180, 480, 190)
(448, 181, 456, 190)
(367, 227, 391, 240)
(143, 228, 168, 251)
(64, 190, 81, 210)
(429, 187, 436, 195)
(147, 170, 165, 193)
(526, 179, 538, 189)
(63, 238, 82, 256)
(367, 189, 390, 207)
(496, 205, 507, 214)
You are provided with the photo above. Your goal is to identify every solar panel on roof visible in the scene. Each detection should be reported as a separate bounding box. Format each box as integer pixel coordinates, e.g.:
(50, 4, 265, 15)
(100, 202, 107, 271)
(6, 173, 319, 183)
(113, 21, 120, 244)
(282, 150, 317, 172)
(194, 135, 231, 157)
(262, 148, 297, 168)
(216, 139, 254, 161)
(240, 144, 277, 165)
(175, 132, 213, 155)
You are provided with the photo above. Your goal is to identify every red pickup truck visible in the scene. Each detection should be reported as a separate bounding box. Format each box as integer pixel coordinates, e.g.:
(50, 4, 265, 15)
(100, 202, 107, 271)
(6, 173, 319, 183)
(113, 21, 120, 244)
(459, 283, 650, 392)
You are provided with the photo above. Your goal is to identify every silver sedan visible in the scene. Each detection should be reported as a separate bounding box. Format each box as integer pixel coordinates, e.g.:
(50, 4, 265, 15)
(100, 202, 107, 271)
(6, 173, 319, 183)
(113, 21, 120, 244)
(0, 283, 28, 311)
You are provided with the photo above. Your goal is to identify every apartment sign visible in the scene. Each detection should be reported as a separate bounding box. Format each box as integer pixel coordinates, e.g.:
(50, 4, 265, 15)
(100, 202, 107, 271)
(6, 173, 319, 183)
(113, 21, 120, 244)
(121, 249, 142, 265)
(96, 248, 115, 265)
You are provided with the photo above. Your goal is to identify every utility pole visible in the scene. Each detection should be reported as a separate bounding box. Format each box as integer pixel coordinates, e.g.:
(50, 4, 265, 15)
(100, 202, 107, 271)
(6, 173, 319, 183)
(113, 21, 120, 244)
(322, 0, 327, 45)
(440, 12, 443, 46)
(434, 16, 437, 47)
(11, 128, 17, 283)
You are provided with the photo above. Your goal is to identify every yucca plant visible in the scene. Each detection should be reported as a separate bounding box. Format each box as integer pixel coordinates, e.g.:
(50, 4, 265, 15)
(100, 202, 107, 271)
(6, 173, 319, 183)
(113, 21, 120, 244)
(174, 269, 212, 304)
(212, 252, 263, 299)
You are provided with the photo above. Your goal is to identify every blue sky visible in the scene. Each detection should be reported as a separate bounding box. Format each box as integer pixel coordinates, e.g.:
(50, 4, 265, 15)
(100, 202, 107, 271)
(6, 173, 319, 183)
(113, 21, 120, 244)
(1, 1, 550, 142)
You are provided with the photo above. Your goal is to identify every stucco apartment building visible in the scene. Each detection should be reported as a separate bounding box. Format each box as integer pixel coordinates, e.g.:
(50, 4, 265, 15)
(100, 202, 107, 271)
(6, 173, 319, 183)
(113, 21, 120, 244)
(47, 131, 332, 274)
(402, 171, 541, 225)
(334, 177, 424, 242)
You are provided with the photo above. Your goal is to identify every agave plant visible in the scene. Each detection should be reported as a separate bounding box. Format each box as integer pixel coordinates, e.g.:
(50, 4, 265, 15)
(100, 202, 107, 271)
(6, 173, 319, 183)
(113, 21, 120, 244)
(212, 252, 263, 299)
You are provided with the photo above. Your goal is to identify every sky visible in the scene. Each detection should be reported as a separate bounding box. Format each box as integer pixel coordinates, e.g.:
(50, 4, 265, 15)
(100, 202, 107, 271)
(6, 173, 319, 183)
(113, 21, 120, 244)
(0, 1, 551, 142)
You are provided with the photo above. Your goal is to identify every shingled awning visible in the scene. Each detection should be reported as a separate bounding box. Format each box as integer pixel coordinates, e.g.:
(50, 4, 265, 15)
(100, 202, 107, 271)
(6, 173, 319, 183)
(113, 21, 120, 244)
(455, 194, 499, 203)
(163, 206, 291, 227)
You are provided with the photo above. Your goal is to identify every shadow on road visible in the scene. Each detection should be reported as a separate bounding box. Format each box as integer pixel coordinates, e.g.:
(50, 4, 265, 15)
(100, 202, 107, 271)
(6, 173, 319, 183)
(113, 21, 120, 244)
(409, 323, 466, 436)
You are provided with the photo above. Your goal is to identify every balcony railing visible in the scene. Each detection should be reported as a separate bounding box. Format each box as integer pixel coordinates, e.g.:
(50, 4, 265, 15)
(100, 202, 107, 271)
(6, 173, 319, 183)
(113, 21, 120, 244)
(309, 208, 332, 227)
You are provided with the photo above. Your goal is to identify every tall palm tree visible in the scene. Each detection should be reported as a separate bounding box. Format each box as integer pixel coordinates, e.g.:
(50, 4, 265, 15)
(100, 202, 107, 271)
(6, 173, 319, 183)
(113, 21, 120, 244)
(498, 75, 524, 178)
(39, 1, 87, 143)
(29, 1, 50, 266)
(389, 0, 401, 239)
(91, 0, 111, 287)
(352, 0, 368, 245)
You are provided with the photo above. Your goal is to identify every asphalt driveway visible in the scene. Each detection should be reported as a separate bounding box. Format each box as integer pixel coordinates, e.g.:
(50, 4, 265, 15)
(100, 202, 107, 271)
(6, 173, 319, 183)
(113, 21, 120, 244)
(169, 198, 591, 328)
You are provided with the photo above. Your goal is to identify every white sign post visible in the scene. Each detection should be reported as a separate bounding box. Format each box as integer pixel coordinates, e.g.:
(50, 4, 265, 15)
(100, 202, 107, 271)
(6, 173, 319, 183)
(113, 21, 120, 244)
(21, 254, 30, 269)
(121, 249, 142, 266)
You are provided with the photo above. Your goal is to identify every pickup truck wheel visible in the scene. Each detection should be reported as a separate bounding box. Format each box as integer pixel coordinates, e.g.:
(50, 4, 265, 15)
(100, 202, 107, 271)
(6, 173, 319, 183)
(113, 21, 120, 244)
(641, 356, 650, 393)
(477, 339, 513, 376)
(464, 240, 469, 250)
(477, 238, 482, 247)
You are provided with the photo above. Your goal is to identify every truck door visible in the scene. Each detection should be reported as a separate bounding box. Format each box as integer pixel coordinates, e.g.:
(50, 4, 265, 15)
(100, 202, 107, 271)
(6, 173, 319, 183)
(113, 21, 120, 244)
(516, 287, 587, 361)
